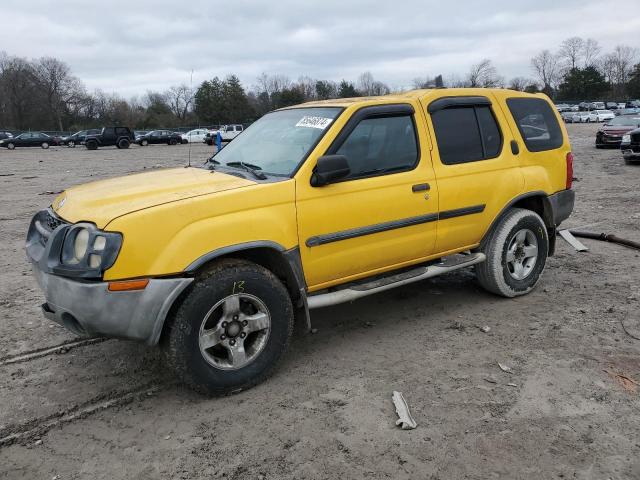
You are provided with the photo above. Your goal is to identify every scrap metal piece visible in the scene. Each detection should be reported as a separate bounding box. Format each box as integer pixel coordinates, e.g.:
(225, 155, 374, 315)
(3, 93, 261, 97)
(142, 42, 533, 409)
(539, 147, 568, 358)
(558, 229, 589, 252)
(498, 362, 513, 374)
(392, 391, 417, 430)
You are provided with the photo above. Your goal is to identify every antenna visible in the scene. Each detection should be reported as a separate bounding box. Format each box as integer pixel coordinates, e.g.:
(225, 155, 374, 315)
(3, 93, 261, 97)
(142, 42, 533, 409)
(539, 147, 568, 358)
(187, 68, 194, 168)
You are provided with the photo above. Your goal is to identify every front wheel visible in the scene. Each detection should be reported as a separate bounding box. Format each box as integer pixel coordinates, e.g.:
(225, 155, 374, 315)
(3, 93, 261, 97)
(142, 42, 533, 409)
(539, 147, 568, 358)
(7, 142, 15, 150)
(41, 142, 49, 149)
(163, 259, 294, 395)
(169, 138, 177, 145)
(141, 139, 148, 146)
(68, 140, 75, 148)
(475, 208, 548, 298)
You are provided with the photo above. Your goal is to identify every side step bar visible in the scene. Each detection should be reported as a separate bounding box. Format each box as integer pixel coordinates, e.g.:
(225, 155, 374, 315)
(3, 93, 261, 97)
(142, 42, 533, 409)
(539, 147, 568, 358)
(307, 253, 486, 310)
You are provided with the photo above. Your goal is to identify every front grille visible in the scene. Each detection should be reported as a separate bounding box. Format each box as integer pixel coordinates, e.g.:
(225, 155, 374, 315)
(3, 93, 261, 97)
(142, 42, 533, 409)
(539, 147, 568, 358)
(45, 210, 66, 232)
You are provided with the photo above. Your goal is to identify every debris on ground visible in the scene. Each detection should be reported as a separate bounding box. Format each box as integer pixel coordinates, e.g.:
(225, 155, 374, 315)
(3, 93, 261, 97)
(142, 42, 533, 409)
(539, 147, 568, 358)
(506, 383, 518, 388)
(604, 370, 638, 394)
(484, 377, 497, 384)
(478, 325, 491, 333)
(498, 363, 513, 374)
(38, 190, 64, 195)
(392, 391, 417, 430)
(558, 230, 589, 252)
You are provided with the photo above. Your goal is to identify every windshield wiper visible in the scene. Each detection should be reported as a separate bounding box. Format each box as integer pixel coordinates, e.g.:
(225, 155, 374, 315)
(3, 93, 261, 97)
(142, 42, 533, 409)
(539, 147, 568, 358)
(225, 161, 267, 180)
(204, 157, 220, 171)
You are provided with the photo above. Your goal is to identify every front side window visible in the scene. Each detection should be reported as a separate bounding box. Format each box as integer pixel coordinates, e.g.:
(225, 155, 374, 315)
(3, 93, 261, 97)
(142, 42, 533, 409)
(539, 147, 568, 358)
(209, 107, 342, 176)
(335, 115, 418, 179)
(506, 98, 563, 152)
(431, 105, 502, 165)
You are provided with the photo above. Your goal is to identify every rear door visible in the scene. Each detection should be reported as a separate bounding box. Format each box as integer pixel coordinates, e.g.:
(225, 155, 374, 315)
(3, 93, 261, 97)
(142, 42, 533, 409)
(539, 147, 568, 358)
(420, 92, 524, 254)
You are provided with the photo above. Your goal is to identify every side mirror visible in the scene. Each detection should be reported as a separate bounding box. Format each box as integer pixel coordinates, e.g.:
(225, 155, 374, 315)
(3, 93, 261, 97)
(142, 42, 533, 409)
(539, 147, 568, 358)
(310, 155, 351, 187)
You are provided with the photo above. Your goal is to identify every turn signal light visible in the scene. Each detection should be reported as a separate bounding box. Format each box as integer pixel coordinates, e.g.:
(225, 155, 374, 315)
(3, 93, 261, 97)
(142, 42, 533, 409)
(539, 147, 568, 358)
(566, 152, 574, 190)
(108, 279, 150, 292)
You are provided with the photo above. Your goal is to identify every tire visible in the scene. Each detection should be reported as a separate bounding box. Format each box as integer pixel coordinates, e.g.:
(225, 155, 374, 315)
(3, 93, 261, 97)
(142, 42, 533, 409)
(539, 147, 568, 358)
(7, 142, 15, 150)
(86, 140, 98, 150)
(141, 139, 148, 146)
(118, 138, 130, 149)
(475, 208, 548, 298)
(169, 138, 177, 145)
(163, 259, 294, 395)
(41, 142, 49, 149)
(68, 140, 75, 148)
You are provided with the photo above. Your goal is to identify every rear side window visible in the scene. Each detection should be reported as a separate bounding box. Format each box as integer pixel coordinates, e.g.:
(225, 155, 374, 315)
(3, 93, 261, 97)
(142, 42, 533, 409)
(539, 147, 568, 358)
(336, 115, 418, 179)
(431, 105, 502, 165)
(506, 98, 563, 152)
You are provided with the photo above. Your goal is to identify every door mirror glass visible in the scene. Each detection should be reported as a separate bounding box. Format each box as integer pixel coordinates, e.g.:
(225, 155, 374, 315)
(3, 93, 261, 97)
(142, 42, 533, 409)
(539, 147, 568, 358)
(311, 155, 351, 187)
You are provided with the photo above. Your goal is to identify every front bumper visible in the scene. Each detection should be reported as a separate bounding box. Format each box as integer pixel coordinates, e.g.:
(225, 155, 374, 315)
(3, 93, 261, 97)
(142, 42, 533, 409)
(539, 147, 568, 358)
(623, 148, 640, 161)
(33, 265, 192, 345)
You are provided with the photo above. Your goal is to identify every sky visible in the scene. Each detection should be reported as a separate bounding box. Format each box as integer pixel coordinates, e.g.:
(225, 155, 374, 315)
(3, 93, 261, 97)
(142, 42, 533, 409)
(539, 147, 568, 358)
(1, 0, 639, 97)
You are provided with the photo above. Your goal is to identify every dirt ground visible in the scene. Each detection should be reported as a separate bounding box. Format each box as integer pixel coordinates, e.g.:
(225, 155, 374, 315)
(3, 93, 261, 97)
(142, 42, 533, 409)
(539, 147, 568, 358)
(0, 124, 639, 480)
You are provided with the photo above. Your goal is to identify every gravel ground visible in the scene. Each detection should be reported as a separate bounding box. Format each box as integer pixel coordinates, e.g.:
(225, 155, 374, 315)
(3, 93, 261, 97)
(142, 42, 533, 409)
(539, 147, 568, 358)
(0, 125, 639, 480)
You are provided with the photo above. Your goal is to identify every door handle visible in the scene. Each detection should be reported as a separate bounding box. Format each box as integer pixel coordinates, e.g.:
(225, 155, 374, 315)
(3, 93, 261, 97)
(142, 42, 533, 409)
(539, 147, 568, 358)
(412, 183, 430, 192)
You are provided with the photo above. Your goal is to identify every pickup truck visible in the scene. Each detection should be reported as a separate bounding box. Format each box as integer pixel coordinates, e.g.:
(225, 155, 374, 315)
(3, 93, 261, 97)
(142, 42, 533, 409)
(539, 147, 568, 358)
(26, 88, 574, 395)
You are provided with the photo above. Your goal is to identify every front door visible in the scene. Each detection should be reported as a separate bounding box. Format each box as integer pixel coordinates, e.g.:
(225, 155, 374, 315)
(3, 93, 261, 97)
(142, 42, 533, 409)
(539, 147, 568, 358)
(295, 103, 439, 291)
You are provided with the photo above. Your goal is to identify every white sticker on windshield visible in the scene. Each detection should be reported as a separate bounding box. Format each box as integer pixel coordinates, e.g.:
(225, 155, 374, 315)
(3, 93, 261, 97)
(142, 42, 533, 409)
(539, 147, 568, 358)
(296, 116, 333, 129)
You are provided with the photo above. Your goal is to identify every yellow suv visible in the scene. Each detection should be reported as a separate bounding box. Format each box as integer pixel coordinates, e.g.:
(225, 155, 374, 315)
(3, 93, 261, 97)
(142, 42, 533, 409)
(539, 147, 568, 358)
(26, 88, 575, 394)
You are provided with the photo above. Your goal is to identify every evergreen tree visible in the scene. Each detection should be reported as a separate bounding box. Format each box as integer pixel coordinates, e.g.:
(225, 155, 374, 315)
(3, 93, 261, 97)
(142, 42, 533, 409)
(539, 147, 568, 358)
(337, 80, 358, 98)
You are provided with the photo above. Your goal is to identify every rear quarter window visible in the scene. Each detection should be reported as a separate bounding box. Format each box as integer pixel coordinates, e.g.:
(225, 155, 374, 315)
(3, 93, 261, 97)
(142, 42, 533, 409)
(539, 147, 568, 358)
(506, 98, 563, 152)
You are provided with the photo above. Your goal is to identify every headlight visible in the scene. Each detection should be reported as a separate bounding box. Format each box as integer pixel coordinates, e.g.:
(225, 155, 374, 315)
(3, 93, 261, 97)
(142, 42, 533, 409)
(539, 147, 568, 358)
(58, 223, 122, 277)
(622, 134, 631, 143)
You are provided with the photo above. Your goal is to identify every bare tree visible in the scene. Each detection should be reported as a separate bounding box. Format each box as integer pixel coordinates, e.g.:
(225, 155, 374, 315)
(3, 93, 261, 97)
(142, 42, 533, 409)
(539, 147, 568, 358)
(509, 77, 533, 91)
(296, 76, 316, 100)
(531, 50, 561, 92)
(165, 84, 194, 121)
(33, 57, 84, 130)
(559, 37, 584, 70)
(583, 38, 601, 67)
(466, 59, 502, 88)
(357, 72, 390, 96)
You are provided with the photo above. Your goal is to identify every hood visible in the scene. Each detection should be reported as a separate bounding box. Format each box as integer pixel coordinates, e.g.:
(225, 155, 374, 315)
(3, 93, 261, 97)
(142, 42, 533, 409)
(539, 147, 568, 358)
(52, 167, 255, 228)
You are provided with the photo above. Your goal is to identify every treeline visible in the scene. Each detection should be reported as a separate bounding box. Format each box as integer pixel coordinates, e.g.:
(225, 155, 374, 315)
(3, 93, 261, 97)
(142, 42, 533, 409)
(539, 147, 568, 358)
(1, 38, 639, 132)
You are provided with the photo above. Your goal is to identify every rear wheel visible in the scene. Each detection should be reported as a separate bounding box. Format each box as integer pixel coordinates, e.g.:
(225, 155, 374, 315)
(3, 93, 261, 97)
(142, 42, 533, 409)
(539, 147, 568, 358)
(41, 142, 49, 149)
(7, 142, 15, 150)
(475, 208, 548, 298)
(141, 139, 148, 146)
(163, 259, 294, 395)
(169, 138, 177, 145)
(118, 138, 130, 149)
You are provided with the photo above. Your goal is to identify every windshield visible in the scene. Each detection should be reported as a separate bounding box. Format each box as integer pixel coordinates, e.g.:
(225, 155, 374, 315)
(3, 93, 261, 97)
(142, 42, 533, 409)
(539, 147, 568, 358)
(606, 116, 640, 126)
(208, 107, 342, 176)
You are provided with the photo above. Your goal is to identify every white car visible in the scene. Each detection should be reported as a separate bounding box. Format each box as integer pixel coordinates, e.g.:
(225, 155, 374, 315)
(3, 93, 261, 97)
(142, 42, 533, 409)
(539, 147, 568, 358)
(587, 110, 615, 123)
(220, 124, 244, 141)
(181, 128, 209, 143)
(572, 112, 590, 123)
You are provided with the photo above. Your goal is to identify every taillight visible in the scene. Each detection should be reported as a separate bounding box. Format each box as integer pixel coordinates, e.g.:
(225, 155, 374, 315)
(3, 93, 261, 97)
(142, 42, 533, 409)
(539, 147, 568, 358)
(566, 152, 574, 189)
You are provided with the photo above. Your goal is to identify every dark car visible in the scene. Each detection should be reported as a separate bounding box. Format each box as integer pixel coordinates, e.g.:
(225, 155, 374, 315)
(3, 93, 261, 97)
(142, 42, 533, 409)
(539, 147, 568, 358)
(0, 132, 54, 149)
(61, 129, 102, 147)
(595, 116, 640, 148)
(84, 127, 135, 150)
(135, 130, 183, 146)
(622, 127, 640, 164)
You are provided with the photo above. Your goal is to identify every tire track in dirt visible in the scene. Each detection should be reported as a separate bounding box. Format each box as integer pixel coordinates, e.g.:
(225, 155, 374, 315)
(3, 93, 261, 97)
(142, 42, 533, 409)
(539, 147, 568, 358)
(0, 382, 171, 447)
(0, 337, 108, 366)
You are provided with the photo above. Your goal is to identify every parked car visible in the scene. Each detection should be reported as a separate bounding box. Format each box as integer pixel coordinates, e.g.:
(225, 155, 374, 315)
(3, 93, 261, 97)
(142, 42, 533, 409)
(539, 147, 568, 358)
(592, 102, 606, 110)
(84, 127, 135, 150)
(555, 103, 571, 112)
(220, 124, 244, 141)
(136, 130, 183, 146)
(572, 112, 590, 123)
(605, 102, 619, 110)
(0, 132, 54, 149)
(561, 111, 577, 123)
(621, 127, 640, 164)
(134, 130, 149, 141)
(61, 129, 102, 147)
(616, 108, 640, 116)
(181, 129, 209, 144)
(0, 131, 13, 141)
(595, 116, 640, 148)
(587, 110, 615, 123)
(26, 88, 574, 395)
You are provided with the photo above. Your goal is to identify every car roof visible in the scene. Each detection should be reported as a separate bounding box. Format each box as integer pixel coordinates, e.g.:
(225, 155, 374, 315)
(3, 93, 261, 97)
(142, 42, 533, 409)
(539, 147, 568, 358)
(285, 88, 548, 110)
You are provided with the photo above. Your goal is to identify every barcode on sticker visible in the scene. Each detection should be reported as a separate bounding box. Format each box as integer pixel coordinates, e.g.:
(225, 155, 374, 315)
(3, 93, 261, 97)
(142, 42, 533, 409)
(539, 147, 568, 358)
(295, 116, 333, 129)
